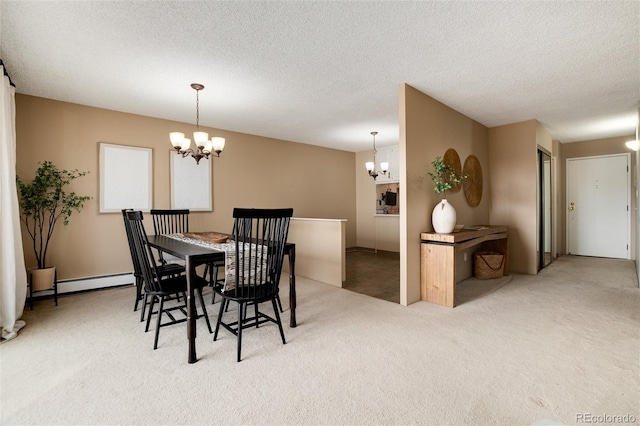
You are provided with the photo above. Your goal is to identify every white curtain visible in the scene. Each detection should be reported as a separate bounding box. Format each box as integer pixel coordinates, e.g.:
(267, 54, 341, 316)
(0, 61, 27, 341)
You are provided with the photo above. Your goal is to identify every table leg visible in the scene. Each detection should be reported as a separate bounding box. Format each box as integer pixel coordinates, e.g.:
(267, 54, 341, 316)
(186, 257, 198, 364)
(288, 245, 297, 328)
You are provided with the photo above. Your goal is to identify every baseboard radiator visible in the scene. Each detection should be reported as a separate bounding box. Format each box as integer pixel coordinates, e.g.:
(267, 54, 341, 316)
(31, 272, 134, 297)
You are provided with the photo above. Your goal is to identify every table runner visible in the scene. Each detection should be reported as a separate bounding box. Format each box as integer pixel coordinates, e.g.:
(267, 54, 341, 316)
(167, 233, 267, 292)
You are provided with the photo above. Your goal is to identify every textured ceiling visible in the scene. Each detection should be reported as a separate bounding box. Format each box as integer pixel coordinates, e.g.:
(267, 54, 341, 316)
(1, 1, 638, 152)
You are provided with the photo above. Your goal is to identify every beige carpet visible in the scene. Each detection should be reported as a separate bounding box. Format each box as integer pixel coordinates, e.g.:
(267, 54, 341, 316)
(1, 255, 638, 425)
(456, 275, 513, 306)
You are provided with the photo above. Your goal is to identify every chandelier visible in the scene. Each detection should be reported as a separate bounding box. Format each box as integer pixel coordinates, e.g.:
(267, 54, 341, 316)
(169, 83, 225, 164)
(365, 131, 388, 180)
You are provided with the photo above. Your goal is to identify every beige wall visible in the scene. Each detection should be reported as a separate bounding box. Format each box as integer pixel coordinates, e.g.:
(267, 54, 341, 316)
(552, 139, 563, 259)
(285, 218, 346, 287)
(488, 120, 538, 274)
(355, 150, 377, 248)
(636, 109, 639, 284)
(16, 95, 357, 280)
(635, 111, 639, 284)
(559, 135, 637, 258)
(536, 122, 553, 153)
(400, 84, 490, 306)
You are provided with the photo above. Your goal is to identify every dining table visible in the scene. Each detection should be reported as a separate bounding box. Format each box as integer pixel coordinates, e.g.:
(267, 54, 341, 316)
(147, 233, 297, 364)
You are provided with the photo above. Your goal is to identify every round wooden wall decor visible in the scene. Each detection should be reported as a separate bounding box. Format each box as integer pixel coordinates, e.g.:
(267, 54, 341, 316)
(463, 155, 483, 207)
(442, 148, 462, 193)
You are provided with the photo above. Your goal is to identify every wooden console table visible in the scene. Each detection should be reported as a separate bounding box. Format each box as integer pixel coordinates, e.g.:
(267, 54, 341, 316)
(420, 226, 508, 307)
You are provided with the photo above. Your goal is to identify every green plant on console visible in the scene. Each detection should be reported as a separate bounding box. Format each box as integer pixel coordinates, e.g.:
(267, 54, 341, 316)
(428, 156, 468, 196)
(17, 161, 92, 269)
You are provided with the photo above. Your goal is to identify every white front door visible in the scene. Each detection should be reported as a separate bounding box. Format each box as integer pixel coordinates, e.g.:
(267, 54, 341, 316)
(567, 154, 630, 259)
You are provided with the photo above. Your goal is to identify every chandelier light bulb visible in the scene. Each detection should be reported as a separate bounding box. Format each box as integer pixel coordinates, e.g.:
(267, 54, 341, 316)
(194, 131, 209, 147)
(212, 137, 226, 153)
(203, 139, 213, 154)
(170, 132, 185, 147)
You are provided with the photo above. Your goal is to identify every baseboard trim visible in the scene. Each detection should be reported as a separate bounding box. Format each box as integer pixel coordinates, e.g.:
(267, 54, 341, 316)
(33, 272, 134, 297)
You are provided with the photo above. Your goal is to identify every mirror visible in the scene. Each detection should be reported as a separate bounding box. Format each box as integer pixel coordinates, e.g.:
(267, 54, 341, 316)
(538, 149, 552, 270)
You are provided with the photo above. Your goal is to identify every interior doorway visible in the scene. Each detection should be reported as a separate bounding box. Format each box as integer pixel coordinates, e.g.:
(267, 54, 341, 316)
(344, 248, 400, 303)
(538, 149, 552, 271)
(566, 153, 630, 259)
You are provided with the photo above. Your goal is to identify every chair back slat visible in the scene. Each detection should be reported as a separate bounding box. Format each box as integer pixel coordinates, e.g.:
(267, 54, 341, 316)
(150, 209, 190, 235)
(126, 210, 163, 293)
(228, 208, 293, 300)
(121, 209, 141, 277)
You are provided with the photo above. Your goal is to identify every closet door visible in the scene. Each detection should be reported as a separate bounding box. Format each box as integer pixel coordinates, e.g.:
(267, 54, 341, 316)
(538, 150, 552, 270)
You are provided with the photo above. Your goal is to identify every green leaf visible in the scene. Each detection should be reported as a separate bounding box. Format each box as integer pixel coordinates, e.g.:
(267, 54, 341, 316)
(428, 156, 469, 195)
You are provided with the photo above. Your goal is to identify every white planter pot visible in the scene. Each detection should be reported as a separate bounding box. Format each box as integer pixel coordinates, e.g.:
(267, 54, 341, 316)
(432, 199, 456, 234)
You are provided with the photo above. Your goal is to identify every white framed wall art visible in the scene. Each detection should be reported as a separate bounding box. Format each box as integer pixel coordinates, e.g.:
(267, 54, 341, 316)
(99, 143, 153, 213)
(170, 152, 212, 211)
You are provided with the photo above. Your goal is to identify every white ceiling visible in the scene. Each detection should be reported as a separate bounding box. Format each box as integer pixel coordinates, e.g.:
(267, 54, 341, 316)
(1, 1, 638, 152)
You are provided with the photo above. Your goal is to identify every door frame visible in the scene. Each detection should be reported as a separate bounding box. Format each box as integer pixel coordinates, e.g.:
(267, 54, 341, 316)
(537, 148, 552, 271)
(565, 153, 631, 259)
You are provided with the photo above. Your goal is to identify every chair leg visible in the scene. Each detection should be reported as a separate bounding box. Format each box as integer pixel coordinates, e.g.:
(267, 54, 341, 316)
(197, 288, 213, 334)
(237, 302, 244, 362)
(210, 265, 219, 304)
(145, 296, 156, 332)
(272, 298, 286, 345)
(134, 276, 142, 311)
(140, 293, 149, 322)
(276, 294, 284, 313)
(254, 303, 259, 328)
(153, 296, 165, 350)
(213, 296, 225, 341)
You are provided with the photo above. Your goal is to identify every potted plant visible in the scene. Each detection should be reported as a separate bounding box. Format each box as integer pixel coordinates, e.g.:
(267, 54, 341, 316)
(16, 161, 91, 291)
(428, 156, 468, 233)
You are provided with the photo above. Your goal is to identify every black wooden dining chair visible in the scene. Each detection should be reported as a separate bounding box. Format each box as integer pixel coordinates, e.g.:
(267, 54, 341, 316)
(151, 208, 221, 296)
(213, 207, 293, 362)
(150, 209, 189, 235)
(150, 209, 189, 264)
(214, 220, 285, 314)
(121, 209, 184, 318)
(126, 210, 212, 349)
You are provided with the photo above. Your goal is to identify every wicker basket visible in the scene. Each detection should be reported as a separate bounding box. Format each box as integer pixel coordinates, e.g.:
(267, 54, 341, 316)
(474, 251, 504, 280)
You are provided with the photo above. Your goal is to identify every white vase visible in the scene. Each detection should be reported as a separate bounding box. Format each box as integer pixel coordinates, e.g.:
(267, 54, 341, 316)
(432, 199, 456, 234)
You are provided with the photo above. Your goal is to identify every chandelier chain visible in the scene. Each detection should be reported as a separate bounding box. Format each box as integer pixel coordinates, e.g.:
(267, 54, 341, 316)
(365, 131, 385, 180)
(195, 89, 200, 131)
